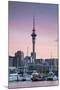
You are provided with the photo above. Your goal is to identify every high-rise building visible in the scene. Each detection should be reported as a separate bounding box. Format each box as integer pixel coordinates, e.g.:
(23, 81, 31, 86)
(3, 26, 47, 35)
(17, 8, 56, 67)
(9, 56, 14, 67)
(15, 51, 24, 68)
(31, 16, 37, 63)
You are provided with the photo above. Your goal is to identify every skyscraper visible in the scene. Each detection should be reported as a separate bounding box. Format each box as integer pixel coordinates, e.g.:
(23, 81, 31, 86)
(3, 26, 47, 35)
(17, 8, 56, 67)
(31, 16, 37, 63)
(15, 51, 24, 67)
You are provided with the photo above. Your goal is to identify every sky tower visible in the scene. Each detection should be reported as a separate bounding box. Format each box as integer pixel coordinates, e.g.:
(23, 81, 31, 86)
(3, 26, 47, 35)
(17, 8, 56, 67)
(31, 16, 37, 63)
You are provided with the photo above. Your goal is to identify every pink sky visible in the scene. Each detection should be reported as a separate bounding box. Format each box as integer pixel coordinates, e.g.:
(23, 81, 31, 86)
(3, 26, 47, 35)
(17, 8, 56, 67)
(8, 1, 58, 58)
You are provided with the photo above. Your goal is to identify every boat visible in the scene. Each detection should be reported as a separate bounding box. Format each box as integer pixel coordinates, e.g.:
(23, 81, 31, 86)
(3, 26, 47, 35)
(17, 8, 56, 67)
(22, 73, 31, 81)
(31, 70, 42, 81)
(46, 72, 58, 81)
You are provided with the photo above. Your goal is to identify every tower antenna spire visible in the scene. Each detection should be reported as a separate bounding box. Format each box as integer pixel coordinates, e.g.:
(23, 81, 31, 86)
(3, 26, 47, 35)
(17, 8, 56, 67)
(33, 16, 35, 30)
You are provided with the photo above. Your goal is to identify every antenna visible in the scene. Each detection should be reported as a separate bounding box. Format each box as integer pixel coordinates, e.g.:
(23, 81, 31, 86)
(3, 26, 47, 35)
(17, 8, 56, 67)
(33, 16, 35, 30)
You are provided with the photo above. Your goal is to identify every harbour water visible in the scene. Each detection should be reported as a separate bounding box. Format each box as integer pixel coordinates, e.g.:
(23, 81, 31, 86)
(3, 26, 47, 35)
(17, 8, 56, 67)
(8, 81, 58, 89)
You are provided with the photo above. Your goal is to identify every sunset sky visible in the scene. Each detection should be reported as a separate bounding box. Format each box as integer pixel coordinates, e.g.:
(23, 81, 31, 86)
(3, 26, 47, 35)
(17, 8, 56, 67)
(8, 1, 58, 59)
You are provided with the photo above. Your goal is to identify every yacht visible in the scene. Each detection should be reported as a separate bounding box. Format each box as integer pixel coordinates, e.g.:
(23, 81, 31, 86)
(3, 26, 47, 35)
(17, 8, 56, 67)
(46, 72, 58, 81)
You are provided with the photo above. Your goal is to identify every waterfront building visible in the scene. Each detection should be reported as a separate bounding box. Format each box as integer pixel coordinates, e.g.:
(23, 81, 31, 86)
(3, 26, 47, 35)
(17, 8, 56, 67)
(45, 58, 58, 75)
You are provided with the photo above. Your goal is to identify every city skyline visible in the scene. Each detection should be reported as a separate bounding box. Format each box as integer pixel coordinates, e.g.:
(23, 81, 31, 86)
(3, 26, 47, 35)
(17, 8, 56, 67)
(8, 1, 58, 58)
